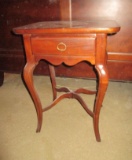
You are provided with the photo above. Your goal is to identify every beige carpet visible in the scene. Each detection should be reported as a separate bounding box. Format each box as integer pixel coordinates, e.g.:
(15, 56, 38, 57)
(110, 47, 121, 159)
(0, 73, 132, 160)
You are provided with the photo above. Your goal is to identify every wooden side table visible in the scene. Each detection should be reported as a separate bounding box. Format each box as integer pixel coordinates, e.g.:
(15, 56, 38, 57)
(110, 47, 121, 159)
(13, 21, 120, 142)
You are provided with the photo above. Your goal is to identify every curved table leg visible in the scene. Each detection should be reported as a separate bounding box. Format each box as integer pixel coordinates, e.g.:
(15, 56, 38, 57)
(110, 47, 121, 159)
(93, 64, 108, 142)
(23, 62, 43, 132)
(48, 64, 57, 100)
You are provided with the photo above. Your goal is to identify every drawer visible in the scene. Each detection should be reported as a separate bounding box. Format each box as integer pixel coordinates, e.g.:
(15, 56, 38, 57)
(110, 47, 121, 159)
(31, 36, 96, 56)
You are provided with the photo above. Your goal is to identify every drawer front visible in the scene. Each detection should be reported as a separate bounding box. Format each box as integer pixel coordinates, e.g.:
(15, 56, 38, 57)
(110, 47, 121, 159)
(31, 36, 96, 56)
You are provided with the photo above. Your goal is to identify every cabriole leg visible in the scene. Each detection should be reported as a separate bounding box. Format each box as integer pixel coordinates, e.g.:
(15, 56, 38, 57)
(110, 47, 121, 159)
(48, 64, 57, 100)
(23, 62, 43, 132)
(93, 64, 109, 142)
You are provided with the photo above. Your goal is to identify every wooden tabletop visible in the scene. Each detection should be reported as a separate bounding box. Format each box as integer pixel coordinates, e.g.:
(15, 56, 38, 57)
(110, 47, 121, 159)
(13, 20, 120, 34)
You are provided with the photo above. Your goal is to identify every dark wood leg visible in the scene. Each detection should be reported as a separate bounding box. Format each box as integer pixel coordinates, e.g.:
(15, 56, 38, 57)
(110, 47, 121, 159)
(93, 64, 109, 142)
(0, 71, 4, 86)
(48, 64, 57, 100)
(23, 62, 43, 132)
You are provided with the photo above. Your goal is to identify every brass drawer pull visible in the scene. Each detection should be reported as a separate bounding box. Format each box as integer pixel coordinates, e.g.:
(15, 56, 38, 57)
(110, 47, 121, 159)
(57, 42, 66, 51)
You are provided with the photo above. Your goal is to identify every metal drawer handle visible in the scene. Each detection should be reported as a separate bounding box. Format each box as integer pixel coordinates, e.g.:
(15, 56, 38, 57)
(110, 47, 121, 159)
(57, 42, 66, 52)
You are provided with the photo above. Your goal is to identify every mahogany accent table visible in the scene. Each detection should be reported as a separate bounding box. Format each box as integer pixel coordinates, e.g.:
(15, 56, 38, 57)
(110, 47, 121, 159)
(13, 21, 120, 142)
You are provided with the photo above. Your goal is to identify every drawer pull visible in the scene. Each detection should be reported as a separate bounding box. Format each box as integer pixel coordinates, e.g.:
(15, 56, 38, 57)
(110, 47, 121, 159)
(57, 42, 66, 52)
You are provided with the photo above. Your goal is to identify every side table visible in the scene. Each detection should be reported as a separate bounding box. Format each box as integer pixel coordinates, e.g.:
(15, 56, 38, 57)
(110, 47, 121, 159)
(13, 21, 120, 142)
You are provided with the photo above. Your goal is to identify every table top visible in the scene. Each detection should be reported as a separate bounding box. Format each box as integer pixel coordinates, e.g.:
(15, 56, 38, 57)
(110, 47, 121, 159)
(13, 20, 120, 35)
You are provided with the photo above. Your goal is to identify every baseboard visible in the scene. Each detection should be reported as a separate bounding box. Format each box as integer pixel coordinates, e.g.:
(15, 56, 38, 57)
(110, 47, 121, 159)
(108, 52, 132, 62)
(0, 50, 132, 81)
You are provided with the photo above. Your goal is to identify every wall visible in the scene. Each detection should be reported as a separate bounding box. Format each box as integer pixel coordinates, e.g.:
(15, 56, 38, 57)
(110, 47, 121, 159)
(0, 0, 132, 83)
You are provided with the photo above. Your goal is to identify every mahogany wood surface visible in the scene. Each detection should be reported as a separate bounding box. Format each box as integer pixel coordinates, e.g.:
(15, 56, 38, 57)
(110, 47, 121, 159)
(13, 20, 120, 141)
(0, 0, 132, 82)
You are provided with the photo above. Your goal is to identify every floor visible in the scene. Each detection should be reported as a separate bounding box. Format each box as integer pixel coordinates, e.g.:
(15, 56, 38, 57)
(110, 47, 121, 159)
(0, 73, 132, 160)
